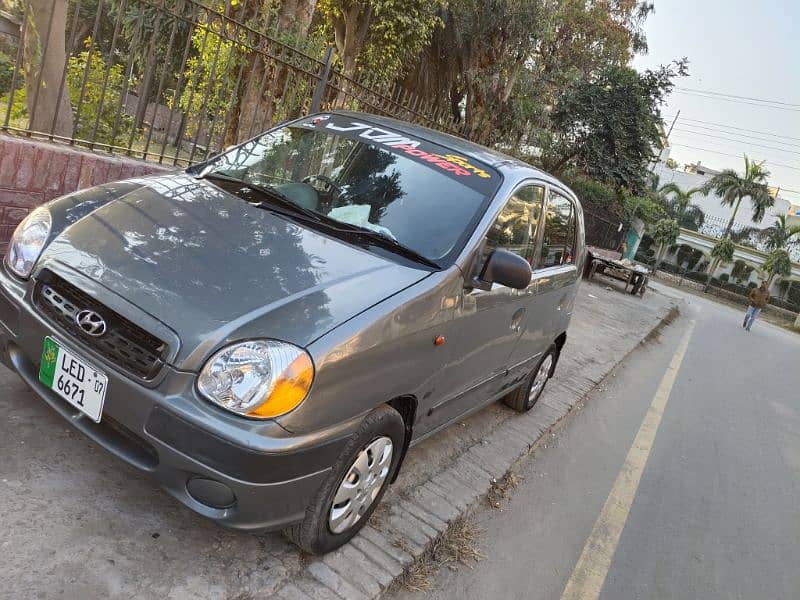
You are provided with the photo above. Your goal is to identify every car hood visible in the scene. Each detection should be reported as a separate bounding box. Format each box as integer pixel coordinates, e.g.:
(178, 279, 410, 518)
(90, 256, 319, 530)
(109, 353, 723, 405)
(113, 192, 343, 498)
(39, 174, 430, 369)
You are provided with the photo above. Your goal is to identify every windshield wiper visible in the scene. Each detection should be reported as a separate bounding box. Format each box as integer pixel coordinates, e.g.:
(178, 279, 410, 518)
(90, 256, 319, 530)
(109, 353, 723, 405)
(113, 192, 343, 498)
(202, 172, 439, 269)
(332, 224, 441, 269)
(201, 172, 326, 224)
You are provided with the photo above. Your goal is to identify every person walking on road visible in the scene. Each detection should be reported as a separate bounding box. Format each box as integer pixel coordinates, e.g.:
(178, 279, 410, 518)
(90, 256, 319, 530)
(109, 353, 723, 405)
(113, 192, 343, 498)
(743, 280, 770, 331)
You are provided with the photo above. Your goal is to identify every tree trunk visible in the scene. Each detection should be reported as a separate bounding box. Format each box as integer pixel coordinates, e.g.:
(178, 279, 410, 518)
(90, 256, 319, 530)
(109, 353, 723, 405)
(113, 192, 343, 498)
(134, 43, 159, 130)
(331, 3, 371, 108)
(654, 243, 665, 270)
(723, 196, 743, 238)
(703, 257, 719, 292)
(705, 196, 742, 292)
(236, 56, 271, 140)
(277, 0, 318, 34)
(226, 0, 318, 144)
(24, 0, 73, 138)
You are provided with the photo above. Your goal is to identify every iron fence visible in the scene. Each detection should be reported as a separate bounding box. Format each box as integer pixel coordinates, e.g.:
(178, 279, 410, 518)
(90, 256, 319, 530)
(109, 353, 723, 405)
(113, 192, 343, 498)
(583, 209, 623, 250)
(0, 0, 459, 167)
(633, 253, 800, 314)
(698, 213, 800, 262)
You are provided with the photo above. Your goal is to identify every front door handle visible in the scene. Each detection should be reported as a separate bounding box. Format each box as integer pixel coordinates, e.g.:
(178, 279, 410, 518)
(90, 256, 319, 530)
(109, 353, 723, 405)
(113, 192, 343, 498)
(557, 295, 571, 312)
(511, 307, 526, 332)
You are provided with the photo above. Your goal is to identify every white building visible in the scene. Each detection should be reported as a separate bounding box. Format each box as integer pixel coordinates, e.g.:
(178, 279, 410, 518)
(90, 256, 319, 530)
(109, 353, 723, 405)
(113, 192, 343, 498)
(652, 159, 800, 261)
(653, 161, 792, 230)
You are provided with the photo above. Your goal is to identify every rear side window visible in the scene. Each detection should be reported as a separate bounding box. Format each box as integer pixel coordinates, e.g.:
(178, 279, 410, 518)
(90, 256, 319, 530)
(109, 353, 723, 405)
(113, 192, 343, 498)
(485, 185, 545, 264)
(538, 192, 576, 269)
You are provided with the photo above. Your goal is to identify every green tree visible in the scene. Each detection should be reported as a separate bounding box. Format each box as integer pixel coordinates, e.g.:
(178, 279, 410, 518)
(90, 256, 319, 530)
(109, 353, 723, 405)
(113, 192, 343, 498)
(762, 248, 792, 286)
(728, 225, 760, 248)
(66, 40, 136, 146)
(759, 215, 800, 251)
(223, 0, 320, 145)
(317, 0, 444, 82)
(675, 244, 704, 270)
(659, 182, 705, 231)
(179, 22, 241, 124)
(700, 155, 774, 237)
(699, 155, 773, 291)
(710, 238, 735, 265)
(650, 218, 680, 269)
(22, 0, 73, 137)
(403, 0, 653, 143)
(541, 60, 688, 194)
(623, 192, 666, 226)
(730, 259, 756, 284)
(0, 49, 16, 95)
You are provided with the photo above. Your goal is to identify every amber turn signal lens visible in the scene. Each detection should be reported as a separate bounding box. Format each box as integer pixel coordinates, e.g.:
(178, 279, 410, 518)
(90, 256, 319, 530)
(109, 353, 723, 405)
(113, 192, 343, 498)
(247, 352, 314, 418)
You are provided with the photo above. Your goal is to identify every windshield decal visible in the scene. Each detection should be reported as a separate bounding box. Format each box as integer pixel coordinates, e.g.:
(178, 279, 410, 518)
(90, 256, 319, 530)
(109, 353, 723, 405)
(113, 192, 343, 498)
(324, 121, 422, 148)
(298, 115, 498, 194)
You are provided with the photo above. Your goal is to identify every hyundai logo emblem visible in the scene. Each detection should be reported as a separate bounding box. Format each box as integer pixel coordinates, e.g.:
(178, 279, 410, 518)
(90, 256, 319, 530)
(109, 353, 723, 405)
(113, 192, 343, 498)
(75, 310, 107, 337)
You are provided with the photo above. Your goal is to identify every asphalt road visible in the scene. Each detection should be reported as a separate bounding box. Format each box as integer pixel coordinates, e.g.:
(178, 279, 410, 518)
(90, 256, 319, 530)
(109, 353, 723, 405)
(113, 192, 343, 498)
(393, 284, 800, 600)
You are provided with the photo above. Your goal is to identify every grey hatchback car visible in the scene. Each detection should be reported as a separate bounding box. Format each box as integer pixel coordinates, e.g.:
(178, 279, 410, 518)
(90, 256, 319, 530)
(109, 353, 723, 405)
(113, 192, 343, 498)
(0, 112, 584, 554)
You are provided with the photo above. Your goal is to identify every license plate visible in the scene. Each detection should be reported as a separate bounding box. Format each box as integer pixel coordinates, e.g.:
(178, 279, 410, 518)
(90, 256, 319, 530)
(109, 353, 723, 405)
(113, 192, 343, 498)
(38, 337, 108, 422)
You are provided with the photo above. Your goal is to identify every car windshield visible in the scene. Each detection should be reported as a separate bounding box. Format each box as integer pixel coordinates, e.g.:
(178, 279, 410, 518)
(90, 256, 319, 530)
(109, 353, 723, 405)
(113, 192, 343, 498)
(204, 115, 501, 264)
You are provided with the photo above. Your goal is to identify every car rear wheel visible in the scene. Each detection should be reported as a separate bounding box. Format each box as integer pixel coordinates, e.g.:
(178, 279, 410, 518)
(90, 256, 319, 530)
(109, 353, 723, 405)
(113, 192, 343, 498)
(283, 405, 405, 554)
(504, 344, 557, 413)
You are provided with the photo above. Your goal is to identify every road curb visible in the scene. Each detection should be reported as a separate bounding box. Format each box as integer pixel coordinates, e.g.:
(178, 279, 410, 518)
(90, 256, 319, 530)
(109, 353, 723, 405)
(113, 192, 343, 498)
(274, 298, 682, 600)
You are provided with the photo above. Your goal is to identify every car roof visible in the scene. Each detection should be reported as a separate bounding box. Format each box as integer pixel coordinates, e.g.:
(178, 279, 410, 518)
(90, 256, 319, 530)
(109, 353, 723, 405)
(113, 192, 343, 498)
(329, 111, 572, 193)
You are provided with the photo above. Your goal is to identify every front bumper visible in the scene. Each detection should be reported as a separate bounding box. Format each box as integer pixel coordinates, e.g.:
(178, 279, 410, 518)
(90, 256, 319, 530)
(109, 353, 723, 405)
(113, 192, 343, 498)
(0, 269, 356, 533)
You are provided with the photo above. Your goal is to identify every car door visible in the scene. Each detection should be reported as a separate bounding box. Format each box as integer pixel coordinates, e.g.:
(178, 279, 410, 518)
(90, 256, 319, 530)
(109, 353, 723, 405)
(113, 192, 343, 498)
(524, 189, 580, 351)
(503, 186, 581, 387)
(418, 184, 545, 434)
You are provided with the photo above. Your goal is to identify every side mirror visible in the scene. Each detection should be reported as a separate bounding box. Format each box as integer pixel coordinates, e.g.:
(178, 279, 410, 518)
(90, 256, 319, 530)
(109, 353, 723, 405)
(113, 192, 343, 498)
(475, 249, 532, 290)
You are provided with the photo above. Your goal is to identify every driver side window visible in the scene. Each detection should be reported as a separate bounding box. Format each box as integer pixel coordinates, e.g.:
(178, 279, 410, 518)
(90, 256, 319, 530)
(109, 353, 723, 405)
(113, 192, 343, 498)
(485, 185, 545, 264)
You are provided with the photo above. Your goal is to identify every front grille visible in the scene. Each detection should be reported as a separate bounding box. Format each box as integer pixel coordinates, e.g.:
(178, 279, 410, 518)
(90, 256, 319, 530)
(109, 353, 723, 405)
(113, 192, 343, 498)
(34, 272, 168, 380)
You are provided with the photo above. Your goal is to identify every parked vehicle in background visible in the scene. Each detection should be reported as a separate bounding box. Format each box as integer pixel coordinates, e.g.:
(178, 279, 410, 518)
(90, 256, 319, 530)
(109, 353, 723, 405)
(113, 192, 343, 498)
(0, 112, 585, 554)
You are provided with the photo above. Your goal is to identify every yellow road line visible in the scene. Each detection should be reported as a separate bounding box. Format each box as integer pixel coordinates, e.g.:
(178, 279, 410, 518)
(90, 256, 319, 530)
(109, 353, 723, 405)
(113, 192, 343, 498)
(560, 320, 696, 600)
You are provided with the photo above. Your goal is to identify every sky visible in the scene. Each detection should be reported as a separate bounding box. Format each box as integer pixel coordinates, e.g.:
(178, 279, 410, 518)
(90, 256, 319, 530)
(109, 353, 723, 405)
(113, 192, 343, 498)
(633, 0, 800, 206)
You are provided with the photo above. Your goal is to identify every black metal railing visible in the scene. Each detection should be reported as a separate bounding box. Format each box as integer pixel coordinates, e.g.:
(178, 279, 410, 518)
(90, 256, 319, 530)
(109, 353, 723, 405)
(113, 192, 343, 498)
(0, 0, 459, 167)
(584, 209, 623, 250)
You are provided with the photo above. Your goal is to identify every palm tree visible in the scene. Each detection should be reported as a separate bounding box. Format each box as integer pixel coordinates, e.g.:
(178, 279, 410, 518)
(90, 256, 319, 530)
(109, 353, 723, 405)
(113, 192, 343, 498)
(763, 249, 792, 286)
(659, 182, 705, 231)
(700, 155, 774, 237)
(699, 155, 774, 291)
(728, 226, 761, 246)
(759, 215, 800, 251)
(650, 218, 681, 270)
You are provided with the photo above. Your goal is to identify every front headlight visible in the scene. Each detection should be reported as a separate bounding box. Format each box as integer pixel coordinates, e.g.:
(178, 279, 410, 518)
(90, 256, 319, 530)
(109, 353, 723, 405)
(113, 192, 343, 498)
(5, 206, 52, 278)
(197, 340, 314, 419)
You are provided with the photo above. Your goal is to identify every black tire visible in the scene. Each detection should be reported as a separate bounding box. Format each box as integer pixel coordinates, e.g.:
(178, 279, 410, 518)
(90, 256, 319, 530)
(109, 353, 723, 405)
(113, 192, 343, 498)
(283, 405, 405, 555)
(503, 344, 557, 413)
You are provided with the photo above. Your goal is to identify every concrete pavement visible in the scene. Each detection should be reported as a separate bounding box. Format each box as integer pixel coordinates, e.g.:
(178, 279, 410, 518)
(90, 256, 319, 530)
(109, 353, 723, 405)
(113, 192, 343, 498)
(391, 283, 800, 600)
(0, 282, 677, 599)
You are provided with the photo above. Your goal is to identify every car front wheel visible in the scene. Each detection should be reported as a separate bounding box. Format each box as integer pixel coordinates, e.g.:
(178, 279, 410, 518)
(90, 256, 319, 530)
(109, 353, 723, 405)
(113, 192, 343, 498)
(284, 405, 405, 554)
(504, 344, 557, 412)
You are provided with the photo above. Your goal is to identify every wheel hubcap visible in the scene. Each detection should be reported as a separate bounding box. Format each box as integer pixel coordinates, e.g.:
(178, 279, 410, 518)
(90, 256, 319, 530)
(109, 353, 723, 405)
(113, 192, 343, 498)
(328, 436, 393, 534)
(528, 354, 553, 405)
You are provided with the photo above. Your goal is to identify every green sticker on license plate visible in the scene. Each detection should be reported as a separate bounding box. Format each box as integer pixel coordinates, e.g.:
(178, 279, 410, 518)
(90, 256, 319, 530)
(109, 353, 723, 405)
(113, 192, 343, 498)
(39, 337, 59, 388)
(38, 337, 109, 423)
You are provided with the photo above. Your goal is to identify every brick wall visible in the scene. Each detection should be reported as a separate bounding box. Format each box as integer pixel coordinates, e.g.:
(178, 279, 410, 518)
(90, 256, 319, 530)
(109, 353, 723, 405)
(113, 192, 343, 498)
(0, 134, 171, 254)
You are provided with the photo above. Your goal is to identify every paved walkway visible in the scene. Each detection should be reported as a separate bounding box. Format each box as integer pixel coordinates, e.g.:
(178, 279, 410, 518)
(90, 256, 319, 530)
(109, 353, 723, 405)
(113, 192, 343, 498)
(0, 282, 675, 599)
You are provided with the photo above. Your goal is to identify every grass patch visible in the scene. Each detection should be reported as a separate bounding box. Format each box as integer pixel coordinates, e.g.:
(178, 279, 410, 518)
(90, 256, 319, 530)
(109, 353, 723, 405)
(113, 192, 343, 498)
(397, 517, 485, 593)
(487, 470, 522, 510)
